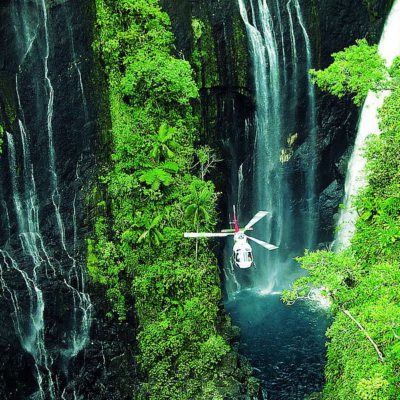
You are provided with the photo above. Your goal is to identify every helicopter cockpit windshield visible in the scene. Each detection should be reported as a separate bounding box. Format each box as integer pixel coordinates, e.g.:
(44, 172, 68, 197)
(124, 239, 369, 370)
(232, 242, 253, 269)
(235, 249, 253, 263)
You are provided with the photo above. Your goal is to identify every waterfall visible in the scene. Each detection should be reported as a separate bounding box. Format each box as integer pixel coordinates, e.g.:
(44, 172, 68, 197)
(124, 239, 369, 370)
(64, 7, 89, 121)
(335, 0, 400, 250)
(233, 0, 317, 294)
(237, 163, 244, 212)
(5, 131, 55, 399)
(0, 0, 93, 396)
(292, 0, 318, 248)
(40, 0, 68, 253)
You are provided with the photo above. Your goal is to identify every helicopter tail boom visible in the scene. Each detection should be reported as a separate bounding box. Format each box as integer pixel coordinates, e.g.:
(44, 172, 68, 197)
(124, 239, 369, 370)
(233, 205, 240, 233)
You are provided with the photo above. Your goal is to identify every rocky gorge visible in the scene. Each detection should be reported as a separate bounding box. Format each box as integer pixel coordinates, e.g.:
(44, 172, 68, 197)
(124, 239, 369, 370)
(0, 0, 396, 398)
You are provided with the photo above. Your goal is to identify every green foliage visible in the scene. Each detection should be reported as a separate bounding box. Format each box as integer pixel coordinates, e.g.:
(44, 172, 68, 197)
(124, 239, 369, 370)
(121, 51, 198, 109)
(184, 179, 216, 230)
(150, 123, 179, 161)
(91, 1, 248, 398)
(281, 250, 361, 308)
(310, 39, 388, 105)
(139, 167, 174, 190)
(366, 84, 400, 199)
(190, 17, 219, 88)
(192, 18, 205, 42)
(288, 40, 400, 399)
(357, 375, 390, 400)
(137, 215, 164, 246)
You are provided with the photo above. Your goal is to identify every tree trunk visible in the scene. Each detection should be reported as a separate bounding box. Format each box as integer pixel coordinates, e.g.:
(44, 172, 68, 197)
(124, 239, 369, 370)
(195, 220, 199, 260)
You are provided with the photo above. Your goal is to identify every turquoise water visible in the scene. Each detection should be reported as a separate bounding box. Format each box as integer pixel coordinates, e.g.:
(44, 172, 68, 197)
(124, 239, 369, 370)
(225, 291, 330, 399)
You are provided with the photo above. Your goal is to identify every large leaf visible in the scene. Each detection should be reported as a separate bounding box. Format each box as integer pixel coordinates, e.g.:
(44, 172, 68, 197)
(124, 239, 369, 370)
(140, 168, 173, 190)
(161, 161, 180, 173)
(158, 123, 176, 141)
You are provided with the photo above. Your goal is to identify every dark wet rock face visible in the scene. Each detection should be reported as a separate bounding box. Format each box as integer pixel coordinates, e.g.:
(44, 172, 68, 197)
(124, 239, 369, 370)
(0, 1, 136, 398)
(318, 180, 344, 243)
(160, 0, 255, 226)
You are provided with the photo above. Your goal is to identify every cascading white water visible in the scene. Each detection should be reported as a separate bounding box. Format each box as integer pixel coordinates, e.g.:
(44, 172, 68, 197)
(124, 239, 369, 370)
(40, 0, 69, 253)
(335, 0, 400, 250)
(237, 163, 244, 212)
(0, 0, 93, 397)
(5, 131, 55, 399)
(286, 0, 298, 97)
(64, 8, 89, 122)
(232, 0, 317, 294)
(292, 0, 317, 248)
(237, 0, 283, 295)
(63, 157, 92, 360)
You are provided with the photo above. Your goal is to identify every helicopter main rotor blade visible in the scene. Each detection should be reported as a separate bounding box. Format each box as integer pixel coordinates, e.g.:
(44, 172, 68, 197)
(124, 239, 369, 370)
(244, 211, 269, 231)
(246, 235, 278, 250)
(184, 232, 234, 238)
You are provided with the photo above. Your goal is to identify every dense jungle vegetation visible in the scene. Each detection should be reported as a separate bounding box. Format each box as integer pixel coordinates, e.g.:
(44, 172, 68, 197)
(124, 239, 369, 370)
(284, 40, 400, 399)
(89, 0, 256, 399)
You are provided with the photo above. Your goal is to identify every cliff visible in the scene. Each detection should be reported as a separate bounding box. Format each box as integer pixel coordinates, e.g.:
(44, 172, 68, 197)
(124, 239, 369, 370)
(160, 0, 392, 243)
(0, 1, 135, 398)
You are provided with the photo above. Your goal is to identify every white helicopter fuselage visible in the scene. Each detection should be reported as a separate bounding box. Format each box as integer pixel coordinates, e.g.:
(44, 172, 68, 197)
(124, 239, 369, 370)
(233, 232, 253, 269)
(184, 208, 278, 269)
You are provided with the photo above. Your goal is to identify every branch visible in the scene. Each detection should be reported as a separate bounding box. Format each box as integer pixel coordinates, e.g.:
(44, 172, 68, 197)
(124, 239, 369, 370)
(341, 308, 384, 362)
(200, 153, 222, 180)
(191, 147, 222, 180)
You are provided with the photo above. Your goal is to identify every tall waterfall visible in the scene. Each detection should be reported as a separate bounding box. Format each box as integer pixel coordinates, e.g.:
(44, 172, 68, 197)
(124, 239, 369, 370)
(229, 0, 317, 294)
(335, 0, 400, 250)
(0, 1, 93, 397)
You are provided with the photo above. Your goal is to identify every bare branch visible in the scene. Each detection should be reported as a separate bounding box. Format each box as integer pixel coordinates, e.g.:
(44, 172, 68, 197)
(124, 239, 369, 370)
(342, 308, 384, 362)
(192, 146, 222, 180)
(200, 152, 222, 180)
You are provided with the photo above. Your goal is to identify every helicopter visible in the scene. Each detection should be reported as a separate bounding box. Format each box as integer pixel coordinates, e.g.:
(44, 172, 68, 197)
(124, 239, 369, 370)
(184, 206, 278, 269)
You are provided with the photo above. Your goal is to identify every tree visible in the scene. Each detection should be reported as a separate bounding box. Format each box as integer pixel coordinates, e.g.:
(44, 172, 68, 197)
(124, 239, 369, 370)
(192, 146, 222, 180)
(184, 180, 215, 258)
(91, 0, 253, 397)
(184, 181, 213, 229)
(121, 50, 198, 109)
(310, 39, 390, 105)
